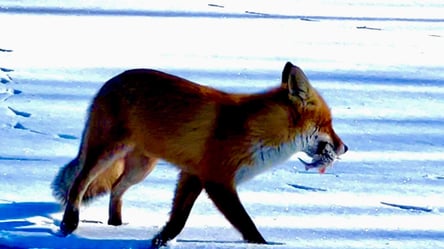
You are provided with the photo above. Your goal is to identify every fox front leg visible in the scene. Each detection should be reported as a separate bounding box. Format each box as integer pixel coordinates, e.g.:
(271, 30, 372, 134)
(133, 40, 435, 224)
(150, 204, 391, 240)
(151, 172, 203, 248)
(204, 181, 267, 244)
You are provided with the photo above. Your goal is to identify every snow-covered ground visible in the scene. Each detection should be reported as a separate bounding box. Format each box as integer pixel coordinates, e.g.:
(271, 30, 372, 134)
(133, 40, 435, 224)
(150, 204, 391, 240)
(1, 1, 444, 248)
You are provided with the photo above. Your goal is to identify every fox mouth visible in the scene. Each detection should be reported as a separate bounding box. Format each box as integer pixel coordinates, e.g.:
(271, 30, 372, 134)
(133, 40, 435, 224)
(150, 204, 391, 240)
(298, 153, 337, 174)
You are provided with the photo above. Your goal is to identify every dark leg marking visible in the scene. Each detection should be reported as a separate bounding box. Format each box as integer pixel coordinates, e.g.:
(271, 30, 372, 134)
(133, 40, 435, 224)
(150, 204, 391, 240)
(151, 172, 203, 248)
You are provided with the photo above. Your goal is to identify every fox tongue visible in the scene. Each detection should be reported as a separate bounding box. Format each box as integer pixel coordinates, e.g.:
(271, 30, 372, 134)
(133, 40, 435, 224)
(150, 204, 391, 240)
(318, 166, 327, 174)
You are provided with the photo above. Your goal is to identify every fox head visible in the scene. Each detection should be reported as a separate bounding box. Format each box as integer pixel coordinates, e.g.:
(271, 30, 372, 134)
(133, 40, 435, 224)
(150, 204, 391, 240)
(282, 62, 347, 173)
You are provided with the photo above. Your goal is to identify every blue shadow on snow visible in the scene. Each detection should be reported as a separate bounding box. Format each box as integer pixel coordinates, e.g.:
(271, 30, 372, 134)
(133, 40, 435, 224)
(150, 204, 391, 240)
(0, 202, 152, 249)
(1, 6, 444, 22)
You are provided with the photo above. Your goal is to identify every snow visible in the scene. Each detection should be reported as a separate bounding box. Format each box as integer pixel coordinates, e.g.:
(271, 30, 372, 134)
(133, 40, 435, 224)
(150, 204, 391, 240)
(1, 1, 444, 248)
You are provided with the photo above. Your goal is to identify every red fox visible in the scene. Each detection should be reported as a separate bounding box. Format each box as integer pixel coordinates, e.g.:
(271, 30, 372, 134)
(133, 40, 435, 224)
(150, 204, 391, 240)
(52, 62, 347, 247)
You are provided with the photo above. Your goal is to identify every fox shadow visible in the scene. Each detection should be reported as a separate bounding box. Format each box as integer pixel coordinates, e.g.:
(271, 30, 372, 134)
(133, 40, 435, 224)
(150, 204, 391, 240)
(0, 202, 63, 243)
(0, 202, 282, 248)
(0, 201, 150, 249)
(0, 201, 60, 221)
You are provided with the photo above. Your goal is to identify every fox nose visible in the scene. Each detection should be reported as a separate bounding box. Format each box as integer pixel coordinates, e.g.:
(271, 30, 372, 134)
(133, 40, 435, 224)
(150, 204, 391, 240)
(337, 144, 348, 155)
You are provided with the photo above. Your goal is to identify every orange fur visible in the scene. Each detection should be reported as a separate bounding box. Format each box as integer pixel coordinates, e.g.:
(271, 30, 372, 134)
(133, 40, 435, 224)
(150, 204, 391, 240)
(52, 62, 347, 247)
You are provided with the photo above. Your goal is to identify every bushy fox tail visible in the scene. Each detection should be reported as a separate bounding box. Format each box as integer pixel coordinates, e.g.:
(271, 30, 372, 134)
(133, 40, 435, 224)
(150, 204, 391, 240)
(51, 107, 125, 205)
(51, 157, 82, 204)
(51, 155, 125, 205)
(51, 80, 138, 206)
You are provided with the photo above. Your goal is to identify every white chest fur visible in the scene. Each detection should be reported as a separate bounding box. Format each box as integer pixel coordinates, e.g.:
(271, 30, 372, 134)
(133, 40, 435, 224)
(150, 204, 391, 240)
(235, 138, 302, 184)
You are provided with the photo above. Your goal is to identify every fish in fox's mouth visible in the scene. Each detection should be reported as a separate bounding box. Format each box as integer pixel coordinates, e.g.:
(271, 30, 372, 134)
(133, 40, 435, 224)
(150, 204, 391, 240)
(299, 139, 344, 174)
(298, 156, 337, 174)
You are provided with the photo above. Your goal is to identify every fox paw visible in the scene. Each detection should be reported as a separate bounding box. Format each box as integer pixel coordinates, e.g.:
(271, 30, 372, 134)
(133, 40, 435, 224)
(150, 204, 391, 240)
(60, 204, 79, 236)
(107, 216, 123, 226)
(150, 233, 167, 249)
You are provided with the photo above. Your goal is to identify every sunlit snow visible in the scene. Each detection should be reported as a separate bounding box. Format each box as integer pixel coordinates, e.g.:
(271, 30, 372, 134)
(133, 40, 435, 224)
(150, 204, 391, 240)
(1, 1, 443, 249)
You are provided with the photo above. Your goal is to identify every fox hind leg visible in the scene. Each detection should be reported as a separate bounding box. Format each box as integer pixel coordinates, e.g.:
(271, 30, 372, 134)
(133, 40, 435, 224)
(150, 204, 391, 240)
(60, 143, 133, 235)
(108, 149, 157, 226)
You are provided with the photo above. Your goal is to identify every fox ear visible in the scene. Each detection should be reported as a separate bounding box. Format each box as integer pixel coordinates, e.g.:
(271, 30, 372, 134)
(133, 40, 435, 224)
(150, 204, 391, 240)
(281, 62, 311, 102)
